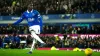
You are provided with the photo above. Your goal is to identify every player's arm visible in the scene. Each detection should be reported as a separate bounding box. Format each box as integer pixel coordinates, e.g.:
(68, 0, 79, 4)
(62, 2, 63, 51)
(37, 11, 43, 32)
(13, 13, 25, 25)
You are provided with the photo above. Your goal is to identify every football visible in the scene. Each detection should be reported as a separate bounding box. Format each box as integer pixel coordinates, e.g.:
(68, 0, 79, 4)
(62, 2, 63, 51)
(85, 48, 93, 56)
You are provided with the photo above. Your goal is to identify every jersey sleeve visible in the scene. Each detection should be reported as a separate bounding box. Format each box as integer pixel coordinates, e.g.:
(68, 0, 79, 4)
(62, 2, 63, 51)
(36, 11, 43, 32)
(13, 13, 25, 25)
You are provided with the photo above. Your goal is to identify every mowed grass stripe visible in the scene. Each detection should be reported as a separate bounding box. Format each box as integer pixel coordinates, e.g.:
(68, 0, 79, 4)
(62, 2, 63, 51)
(0, 49, 100, 56)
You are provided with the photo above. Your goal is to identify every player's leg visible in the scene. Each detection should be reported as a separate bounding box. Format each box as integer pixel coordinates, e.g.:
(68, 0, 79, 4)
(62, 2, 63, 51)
(31, 31, 46, 47)
(30, 39, 36, 51)
(31, 31, 44, 44)
(28, 25, 45, 54)
(28, 31, 45, 54)
(30, 25, 45, 43)
(28, 38, 36, 54)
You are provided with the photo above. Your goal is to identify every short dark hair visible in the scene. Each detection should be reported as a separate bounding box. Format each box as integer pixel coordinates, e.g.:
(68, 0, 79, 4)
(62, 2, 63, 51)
(27, 4, 33, 8)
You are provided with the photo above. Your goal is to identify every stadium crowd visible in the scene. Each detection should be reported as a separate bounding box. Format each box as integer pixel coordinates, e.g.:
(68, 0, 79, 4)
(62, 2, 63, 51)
(0, 24, 100, 34)
(0, 34, 100, 49)
(0, 24, 100, 49)
(0, 0, 100, 16)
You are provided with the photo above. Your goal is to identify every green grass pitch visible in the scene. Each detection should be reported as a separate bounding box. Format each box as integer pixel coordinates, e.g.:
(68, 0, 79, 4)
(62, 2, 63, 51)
(0, 49, 100, 56)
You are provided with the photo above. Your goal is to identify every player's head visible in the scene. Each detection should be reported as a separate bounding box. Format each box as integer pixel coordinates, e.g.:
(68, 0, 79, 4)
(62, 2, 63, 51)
(27, 4, 33, 11)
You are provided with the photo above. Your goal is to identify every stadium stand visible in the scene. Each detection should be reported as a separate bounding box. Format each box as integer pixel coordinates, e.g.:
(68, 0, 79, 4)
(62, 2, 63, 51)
(0, 0, 100, 16)
(0, 34, 100, 49)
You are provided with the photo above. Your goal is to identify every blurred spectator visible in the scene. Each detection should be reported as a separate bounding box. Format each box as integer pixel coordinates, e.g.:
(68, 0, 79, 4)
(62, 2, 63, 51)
(4, 35, 10, 48)
(61, 26, 66, 34)
(0, 36, 3, 48)
(14, 35, 20, 48)
(49, 26, 55, 34)
(72, 27, 77, 34)
(77, 27, 82, 34)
